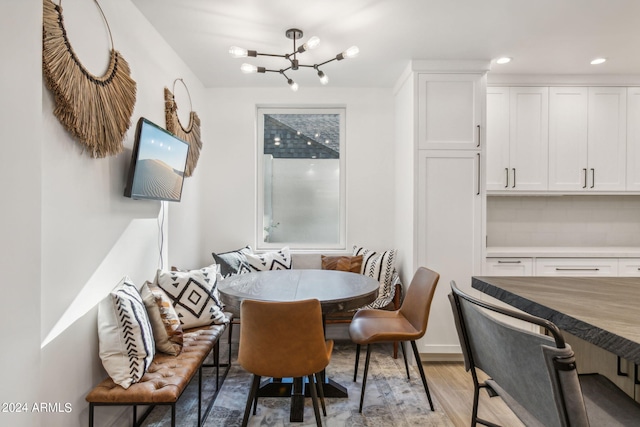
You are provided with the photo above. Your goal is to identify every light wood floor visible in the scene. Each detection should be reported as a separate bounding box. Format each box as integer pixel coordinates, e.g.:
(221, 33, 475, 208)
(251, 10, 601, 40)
(424, 362, 525, 427)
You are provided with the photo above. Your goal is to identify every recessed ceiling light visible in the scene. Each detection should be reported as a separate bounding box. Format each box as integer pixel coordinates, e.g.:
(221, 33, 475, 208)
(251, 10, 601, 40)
(590, 58, 606, 65)
(496, 57, 512, 64)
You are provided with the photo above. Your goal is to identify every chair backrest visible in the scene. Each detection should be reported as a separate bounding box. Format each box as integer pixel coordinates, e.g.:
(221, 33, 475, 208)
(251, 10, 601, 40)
(398, 267, 439, 336)
(238, 298, 330, 379)
(448, 281, 590, 427)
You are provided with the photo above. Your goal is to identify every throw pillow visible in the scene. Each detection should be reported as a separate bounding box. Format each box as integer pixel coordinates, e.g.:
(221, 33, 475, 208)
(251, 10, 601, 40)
(353, 245, 397, 306)
(98, 277, 155, 389)
(212, 245, 253, 278)
(140, 281, 184, 356)
(321, 255, 363, 273)
(245, 246, 292, 271)
(155, 264, 229, 329)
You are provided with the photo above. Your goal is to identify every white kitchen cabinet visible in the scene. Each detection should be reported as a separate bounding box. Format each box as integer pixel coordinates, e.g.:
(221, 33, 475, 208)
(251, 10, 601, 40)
(626, 88, 640, 191)
(486, 87, 548, 191)
(618, 258, 640, 277)
(548, 87, 627, 191)
(418, 73, 484, 150)
(534, 258, 618, 276)
(417, 150, 483, 353)
(484, 257, 533, 275)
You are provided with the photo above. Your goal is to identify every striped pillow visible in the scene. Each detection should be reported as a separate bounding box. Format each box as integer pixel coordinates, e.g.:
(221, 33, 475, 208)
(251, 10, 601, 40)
(98, 277, 155, 389)
(352, 245, 397, 307)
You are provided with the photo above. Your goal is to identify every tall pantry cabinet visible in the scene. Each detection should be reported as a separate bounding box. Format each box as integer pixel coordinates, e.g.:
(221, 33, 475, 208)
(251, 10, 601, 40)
(395, 61, 488, 355)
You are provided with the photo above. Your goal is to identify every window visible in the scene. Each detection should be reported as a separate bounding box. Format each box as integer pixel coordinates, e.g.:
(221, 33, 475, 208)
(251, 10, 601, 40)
(257, 107, 346, 250)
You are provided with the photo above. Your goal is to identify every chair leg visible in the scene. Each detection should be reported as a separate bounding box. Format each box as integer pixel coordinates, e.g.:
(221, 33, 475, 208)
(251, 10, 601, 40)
(400, 341, 410, 380)
(242, 374, 261, 427)
(410, 340, 434, 411)
(315, 372, 327, 416)
(354, 343, 361, 382)
(358, 344, 372, 413)
(308, 374, 323, 427)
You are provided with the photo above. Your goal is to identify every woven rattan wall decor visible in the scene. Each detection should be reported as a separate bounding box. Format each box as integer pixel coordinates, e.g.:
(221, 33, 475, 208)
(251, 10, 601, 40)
(164, 79, 202, 177)
(42, 0, 137, 158)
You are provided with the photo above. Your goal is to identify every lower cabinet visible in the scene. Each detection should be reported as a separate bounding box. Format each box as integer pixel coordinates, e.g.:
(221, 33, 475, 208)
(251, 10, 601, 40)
(484, 257, 533, 275)
(534, 258, 618, 276)
(619, 258, 640, 277)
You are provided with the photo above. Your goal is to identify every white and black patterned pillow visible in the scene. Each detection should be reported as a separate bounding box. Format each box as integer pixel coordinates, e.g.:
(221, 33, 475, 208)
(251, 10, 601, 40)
(155, 264, 229, 328)
(353, 245, 397, 308)
(212, 246, 253, 278)
(98, 277, 155, 389)
(245, 246, 292, 271)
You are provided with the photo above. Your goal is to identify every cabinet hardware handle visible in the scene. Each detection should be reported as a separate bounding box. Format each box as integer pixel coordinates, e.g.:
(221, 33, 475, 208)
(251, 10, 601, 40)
(477, 124, 481, 148)
(583, 168, 588, 188)
(497, 260, 521, 264)
(617, 356, 628, 377)
(512, 168, 516, 188)
(555, 268, 600, 271)
(505, 168, 509, 188)
(591, 168, 595, 189)
(477, 153, 481, 195)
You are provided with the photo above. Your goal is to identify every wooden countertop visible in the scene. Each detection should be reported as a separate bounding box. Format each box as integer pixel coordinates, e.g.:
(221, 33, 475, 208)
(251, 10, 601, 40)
(472, 276, 640, 364)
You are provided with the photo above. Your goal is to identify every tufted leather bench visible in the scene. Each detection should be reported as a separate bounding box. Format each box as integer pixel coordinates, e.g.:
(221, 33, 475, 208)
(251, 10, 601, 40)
(86, 315, 233, 427)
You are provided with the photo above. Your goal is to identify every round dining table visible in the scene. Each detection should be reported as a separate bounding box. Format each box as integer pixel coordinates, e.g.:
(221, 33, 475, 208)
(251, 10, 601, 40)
(218, 269, 380, 422)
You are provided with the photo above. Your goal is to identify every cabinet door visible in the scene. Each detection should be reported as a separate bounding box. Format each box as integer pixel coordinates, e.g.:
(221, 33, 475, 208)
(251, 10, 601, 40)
(618, 258, 640, 277)
(484, 258, 533, 275)
(417, 150, 482, 353)
(588, 87, 627, 191)
(486, 87, 510, 190)
(627, 88, 640, 191)
(418, 74, 484, 150)
(534, 258, 618, 276)
(548, 87, 589, 191)
(509, 87, 549, 191)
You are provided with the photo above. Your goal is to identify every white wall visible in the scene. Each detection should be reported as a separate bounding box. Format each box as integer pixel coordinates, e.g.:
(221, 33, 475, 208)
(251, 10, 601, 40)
(487, 195, 640, 247)
(0, 1, 209, 426)
(176, 86, 396, 266)
(0, 2, 42, 427)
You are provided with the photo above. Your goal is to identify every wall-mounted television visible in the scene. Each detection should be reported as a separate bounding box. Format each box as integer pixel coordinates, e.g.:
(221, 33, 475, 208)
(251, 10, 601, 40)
(124, 117, 190, 202)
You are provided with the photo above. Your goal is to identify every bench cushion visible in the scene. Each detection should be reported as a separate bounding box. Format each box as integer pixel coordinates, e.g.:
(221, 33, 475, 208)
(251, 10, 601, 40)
(87, 319, 229, 404)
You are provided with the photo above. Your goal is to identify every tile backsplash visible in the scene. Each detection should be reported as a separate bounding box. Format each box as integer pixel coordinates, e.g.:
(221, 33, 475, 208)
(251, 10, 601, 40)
(487, 195, 640, 247)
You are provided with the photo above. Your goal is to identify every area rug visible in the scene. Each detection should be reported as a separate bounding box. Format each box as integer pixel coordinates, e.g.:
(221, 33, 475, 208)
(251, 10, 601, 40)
(141, 342, 453, 426)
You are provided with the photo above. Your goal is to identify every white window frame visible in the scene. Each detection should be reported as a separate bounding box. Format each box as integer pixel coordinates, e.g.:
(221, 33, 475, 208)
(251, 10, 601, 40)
(256, 106, 347, 251)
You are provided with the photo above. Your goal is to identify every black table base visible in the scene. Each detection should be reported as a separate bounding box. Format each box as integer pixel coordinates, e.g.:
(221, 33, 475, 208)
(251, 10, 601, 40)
(258, 375, 348, 422)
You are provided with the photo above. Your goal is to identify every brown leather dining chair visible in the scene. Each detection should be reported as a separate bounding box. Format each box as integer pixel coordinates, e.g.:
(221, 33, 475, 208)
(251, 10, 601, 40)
(349, 266, 440, 413)
(237, 298, 334, 427)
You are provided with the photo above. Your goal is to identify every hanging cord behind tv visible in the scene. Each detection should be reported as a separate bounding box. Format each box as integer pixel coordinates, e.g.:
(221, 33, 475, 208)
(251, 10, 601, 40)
(158, 202, 165, 270)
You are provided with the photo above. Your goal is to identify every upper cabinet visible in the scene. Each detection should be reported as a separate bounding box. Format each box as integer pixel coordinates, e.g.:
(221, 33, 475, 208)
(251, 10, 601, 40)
(486, 87, 548, 191)
(627, 87, 640, 191)
(548, 87, 626, 191)
(418, 74, 483, 150)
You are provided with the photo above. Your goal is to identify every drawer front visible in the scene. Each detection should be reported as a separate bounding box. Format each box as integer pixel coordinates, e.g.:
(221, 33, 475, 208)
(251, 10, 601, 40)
(618, 258, 640, 277)
(534, 258, 618, 276)
(484, 258, 533, 276)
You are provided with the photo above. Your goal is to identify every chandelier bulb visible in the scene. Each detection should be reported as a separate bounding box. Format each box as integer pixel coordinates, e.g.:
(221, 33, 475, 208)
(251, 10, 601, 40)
(318, 70, 329, 85)
(342, 46, 360, 59)
(229, 46, 248, 58)
(306, 36, 320, 50)
(287, 79, 299, 92)
(241, 63, 258, 74)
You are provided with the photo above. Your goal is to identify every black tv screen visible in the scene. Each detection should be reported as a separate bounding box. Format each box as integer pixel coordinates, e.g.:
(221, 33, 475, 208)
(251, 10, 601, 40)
(124, 117, 189, 202)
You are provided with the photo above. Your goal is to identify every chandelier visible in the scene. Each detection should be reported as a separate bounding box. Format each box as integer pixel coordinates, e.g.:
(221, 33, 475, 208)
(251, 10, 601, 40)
(229, 28, 359, 91)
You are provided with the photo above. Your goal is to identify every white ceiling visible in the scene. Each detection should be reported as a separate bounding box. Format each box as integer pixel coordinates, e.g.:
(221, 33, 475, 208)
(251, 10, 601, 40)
(131, 0, 640, 89)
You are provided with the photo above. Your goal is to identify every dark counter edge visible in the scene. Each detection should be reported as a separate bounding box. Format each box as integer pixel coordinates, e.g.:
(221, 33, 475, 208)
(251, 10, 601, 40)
(472, 276, 640, 365)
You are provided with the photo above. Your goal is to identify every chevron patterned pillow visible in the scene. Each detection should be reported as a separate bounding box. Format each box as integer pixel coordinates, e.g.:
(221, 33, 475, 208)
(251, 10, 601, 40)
(212, 245, 253, 278)
(353, 245, 397, 308)
(98, 277, 155, 389)
(245, 246, 292, 271)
